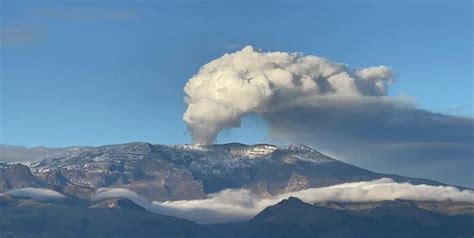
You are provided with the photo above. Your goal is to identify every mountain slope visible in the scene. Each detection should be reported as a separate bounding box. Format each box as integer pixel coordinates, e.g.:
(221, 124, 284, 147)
(1, 142, 445, 201)
(0, 195, 214, 238)
(0, 163, 44, 191)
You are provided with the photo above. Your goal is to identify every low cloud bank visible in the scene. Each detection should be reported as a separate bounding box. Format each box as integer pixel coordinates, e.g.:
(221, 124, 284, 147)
(91, 179, 474, 223)
(91, 187, 145, 202)
(5, 187, 65, 201)
(3, 180, 472, 223)
(286, 178, 473, 203)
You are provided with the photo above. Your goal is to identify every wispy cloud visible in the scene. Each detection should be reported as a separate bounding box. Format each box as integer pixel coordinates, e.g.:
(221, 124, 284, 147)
(5, 187, 65, 201)
(34, 7, 142, 20)
(0, 24, 43, 46)
(434, 104, 474, 117)
(223, 43, 243, 50)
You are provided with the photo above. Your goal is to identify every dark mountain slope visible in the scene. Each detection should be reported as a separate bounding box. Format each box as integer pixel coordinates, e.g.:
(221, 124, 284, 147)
(220, 197, 474, 238)
(0, 163, 44, 191)
(1, 194, 473, 238)
(0, 196, 215, 238)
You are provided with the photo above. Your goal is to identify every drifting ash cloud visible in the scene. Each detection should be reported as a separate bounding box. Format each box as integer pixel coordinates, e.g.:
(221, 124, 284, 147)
(94, 179, 474, 224)
(183, 45, 394, 145)
(183, 46, 474, 187)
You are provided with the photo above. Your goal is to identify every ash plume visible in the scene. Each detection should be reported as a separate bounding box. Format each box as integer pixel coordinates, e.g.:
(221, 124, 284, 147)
(183, 46, 394, 145)
(183, 46, 474, 186)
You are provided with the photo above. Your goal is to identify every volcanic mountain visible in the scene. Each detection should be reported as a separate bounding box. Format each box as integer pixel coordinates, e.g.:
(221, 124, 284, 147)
(0, 142, 442, 201)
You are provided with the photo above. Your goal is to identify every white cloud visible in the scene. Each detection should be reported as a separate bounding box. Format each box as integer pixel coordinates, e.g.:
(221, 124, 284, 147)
(5, 187, 65, 201)
(92, 187, 143, 201)
(284, 178, 474, 203)
(89, 179, 474, 224)
(153, 178, 473, 223)
(4, 180, 472, 223)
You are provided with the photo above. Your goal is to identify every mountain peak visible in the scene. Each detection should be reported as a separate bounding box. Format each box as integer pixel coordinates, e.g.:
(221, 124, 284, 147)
(90, 198, 147, 211)
(281, 196, 306, 205)
(252, 196, 341, 224)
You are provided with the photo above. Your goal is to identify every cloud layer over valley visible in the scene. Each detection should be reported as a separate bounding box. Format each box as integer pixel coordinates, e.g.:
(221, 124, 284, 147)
(151, 178, 474, 223)
(8, 179, 471, 223)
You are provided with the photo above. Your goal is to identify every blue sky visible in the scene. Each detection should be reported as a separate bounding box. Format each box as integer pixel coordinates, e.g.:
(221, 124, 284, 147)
(1, 0, 472, 147)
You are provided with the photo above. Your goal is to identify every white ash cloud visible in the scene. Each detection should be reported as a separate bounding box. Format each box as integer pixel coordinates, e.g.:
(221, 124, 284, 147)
(183, 46, 394, 145)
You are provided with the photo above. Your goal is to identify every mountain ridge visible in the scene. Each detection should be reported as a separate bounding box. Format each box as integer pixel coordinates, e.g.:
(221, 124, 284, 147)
(1, 142, 454, 202)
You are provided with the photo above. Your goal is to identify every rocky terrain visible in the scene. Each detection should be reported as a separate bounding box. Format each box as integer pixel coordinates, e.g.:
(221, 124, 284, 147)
(0, 142, 442, 201)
